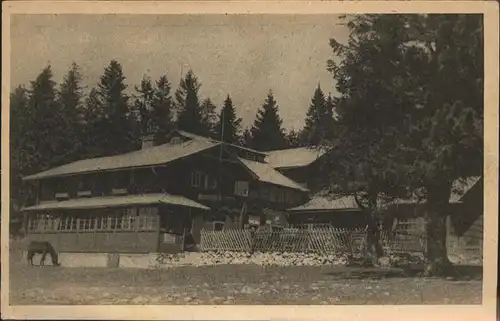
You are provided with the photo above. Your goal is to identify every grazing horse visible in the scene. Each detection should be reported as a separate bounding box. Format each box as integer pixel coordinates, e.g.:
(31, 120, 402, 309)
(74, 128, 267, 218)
(27, 241, 60, 266)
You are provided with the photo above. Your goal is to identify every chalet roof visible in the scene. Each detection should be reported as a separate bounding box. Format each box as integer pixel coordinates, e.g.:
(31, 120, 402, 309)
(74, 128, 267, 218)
(23, 130, 268, 181)
(288, 176, 481, 212)
(391, 176, 482, 205)
(287, 194, 361, 212)
(175, 130, 267, 156)
(22, 193, 209, 211)
(23, 136, 219, 180)
(238, 157, 309, 192)
(265, 147, 326, 169)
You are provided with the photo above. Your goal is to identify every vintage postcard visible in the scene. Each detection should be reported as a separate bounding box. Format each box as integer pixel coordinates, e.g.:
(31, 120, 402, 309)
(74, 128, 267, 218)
(1, 1, 498, 320)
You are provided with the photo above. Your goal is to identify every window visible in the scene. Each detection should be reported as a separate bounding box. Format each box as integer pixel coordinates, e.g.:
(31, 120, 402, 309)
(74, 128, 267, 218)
(245, 152, 256, 161)
(191, 171, 203, 187)
(191, 171, 217, 190)
(77, 175, 94, 195)
(234, 181, 249, 196)
(170, 137, 182, 144)
(213, 221, 225, 231)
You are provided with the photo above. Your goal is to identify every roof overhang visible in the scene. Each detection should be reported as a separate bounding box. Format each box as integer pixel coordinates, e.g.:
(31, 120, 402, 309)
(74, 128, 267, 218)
(21, 193, 210, 211)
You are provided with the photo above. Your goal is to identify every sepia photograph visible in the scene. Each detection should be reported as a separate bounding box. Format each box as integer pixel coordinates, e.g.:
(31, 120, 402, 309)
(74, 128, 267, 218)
(1, 1, 498, 320)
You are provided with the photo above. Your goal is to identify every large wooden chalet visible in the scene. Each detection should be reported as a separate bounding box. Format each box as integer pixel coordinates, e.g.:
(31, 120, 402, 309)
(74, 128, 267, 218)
(21, 131, 482, 259)
(21, 130, 309, 254)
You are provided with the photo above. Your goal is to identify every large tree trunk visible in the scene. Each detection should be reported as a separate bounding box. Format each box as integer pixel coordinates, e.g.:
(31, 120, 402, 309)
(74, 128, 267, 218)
(361, 194, 384, 266)
(424, 182, 453, 276)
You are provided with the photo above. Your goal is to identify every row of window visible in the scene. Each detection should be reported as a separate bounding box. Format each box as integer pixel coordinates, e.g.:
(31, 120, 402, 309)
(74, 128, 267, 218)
(28, 207, 159, 232)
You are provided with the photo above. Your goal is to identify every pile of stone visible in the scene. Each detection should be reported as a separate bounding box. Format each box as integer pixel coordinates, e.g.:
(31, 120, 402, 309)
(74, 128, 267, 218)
(153, 251, 350, 267)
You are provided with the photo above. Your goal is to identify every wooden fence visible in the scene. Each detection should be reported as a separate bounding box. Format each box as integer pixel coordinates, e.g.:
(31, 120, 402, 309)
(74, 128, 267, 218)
(199, 228, 424, 255)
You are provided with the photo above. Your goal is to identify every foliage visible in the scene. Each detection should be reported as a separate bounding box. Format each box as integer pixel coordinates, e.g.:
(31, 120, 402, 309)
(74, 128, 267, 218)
(248, 91, 288, 151)
(325, 14, 483, 274)
(175, 70, 205, 135)
(151, 75, 175, 145)
(285, 129, 301, 148)
(299, 85, 336, 146)
(200, 98, 218, 137)
(215, 95, 243, 144)
(88, 60, 138, 156)
(58, 62, 85, 158)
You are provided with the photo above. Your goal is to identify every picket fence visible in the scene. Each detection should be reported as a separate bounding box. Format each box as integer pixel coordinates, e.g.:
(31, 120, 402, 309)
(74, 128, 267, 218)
(199, 228, 426, 255)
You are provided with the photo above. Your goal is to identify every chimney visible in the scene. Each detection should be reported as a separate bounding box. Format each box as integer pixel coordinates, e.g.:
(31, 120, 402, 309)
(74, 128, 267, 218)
(141, 134, 155, 150)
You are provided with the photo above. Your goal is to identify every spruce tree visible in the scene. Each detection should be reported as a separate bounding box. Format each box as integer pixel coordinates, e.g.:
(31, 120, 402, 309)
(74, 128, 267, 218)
(58, 62, 85, 162)
(249, 91, 287, 151)
(95, 60, 138, 155)
(200, 98, 217, 137)
(26, 65, 67, 169)
(151, 75, 174, 144)
(215, 95, 242, 144)
(81, 88, 106, 158)
(299, 84, 329, 146)
(134, 75, 155, 136)
(175, 70, 204, 135)
(10, 86, 30, 202)
(240, 128, 253, 147)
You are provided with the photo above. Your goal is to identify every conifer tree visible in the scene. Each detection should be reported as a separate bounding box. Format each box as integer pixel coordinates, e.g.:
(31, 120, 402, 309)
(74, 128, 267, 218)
(248, 91, 287, 151)
(215, 95, 242, 144)
(94, 60, 138, 155)
(175, 70, 204, 135)
(299, 84, 329, 146)
(58, 62, 85, 162)
(151, 75, 174, 144)
(10, 86, 30, 202)
(134, 75, 155, 137)
(200, 98, 217, 137)
(240, 128, 253, 147)
(81, 88, 106, 158)
(25, 65, 67, 169)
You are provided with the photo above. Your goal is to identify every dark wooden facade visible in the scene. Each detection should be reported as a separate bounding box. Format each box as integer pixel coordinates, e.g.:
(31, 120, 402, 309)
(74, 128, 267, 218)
(22, 131, 309, 254)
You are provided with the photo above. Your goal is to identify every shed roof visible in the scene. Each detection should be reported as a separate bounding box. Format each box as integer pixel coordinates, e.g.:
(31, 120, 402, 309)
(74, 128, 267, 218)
(238, 158, 309, 192)
(265, 147, 326, 169)
(390, 176, 482, 205)
(288, 176, 481, 212)
(23, 137, 218, 180)
(22, 193, 209, 211)
(287, 194, 361, 212)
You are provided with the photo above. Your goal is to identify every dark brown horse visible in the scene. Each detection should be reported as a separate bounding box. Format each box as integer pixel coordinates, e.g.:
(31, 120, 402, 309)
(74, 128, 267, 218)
(27, 241, 60, 266)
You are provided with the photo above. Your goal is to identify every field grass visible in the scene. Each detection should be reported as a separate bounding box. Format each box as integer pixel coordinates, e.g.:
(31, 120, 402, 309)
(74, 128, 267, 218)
(9, 254, 483, 305)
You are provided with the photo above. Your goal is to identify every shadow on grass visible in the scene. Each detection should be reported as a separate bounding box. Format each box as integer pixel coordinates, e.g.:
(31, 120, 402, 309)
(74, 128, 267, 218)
(323, 265, 483, 281)
(448, 265, 483, 281)
(324, 266, 411, 280)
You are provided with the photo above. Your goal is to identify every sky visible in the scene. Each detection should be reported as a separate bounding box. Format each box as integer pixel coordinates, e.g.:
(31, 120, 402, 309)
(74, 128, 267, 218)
(10, 14, 349, 130)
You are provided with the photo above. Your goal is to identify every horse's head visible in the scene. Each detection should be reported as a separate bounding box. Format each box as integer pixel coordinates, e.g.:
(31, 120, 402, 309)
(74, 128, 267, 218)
(52, 253, 60, 266)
